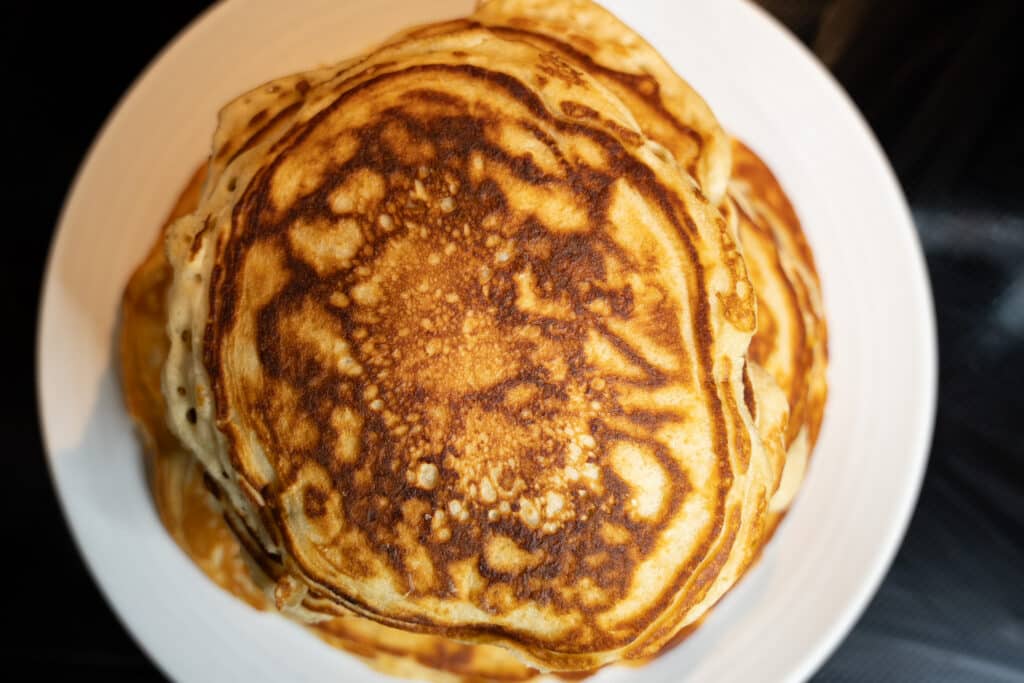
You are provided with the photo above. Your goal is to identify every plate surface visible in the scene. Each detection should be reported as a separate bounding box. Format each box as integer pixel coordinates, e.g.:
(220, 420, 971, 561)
(37, 1, 936, 681)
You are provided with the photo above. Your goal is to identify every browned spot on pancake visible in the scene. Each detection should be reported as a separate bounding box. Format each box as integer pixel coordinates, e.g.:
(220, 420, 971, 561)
(742, 362, 756, 422)
(603, 120, 643, 147)
(536, 50, 587, 87)
(561, 101, 599, 120)
(304, 485, 328, 518)
(722, 358, 750, 473)
(748, 294, 777, 366)
(190, 215, 213, 259)
(248, 108, 268, 128)
(228, 101, 304, 165)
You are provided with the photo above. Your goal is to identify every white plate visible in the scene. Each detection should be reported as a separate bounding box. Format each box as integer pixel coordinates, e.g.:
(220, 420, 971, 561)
(37, 1, 936, 681)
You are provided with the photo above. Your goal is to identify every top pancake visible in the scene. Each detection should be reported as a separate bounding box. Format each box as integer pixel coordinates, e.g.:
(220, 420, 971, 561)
(161, 25, 775, 671)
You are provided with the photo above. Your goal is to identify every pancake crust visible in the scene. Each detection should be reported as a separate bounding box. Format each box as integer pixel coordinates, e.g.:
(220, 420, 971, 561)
(161, 28, 772, 670)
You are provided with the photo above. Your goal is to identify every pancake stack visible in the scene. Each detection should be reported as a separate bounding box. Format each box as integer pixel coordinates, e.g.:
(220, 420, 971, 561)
(122, 0, 827, 677)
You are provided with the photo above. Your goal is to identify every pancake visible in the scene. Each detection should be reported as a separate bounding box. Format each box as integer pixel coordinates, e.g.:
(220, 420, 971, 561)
(122, 166, 538, 683)
(161, 27, 775, 671)
(120, 146, 813, 682)
(725, 140, 828, 524)
(385, 0, 732, 204)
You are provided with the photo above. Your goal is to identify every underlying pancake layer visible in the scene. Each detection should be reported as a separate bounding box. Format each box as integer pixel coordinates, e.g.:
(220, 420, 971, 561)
(725, 140, 828, 521)
(162, 27, 773, 670)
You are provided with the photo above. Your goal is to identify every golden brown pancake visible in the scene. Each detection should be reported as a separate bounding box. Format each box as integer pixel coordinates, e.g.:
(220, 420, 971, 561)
(119, 1, 829, 673)
(121, 136, 822, 682)
(121, 140, 819, 681)
(160, 26, 774, 671)
(121, 167, 538, 683)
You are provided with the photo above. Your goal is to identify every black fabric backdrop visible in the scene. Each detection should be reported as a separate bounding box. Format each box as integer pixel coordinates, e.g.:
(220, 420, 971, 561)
(3, 2, 1022, 680)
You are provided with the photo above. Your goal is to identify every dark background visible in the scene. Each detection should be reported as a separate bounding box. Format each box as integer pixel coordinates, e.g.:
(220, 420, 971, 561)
(4, 1, 1023, 680)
